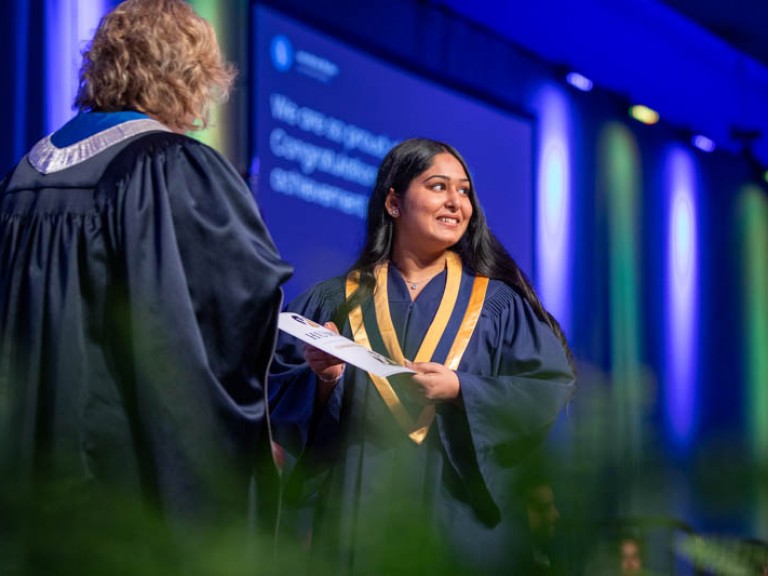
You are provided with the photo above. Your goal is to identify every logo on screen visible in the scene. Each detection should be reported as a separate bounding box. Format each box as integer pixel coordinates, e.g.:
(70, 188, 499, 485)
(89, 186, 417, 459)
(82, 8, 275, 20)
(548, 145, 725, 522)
(270, 35, 294, 72)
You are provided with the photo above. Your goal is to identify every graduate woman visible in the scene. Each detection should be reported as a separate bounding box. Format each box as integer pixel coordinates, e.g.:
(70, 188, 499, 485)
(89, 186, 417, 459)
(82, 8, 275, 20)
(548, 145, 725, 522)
(0, 0, 291, 567)
(269, 138, 575, 574)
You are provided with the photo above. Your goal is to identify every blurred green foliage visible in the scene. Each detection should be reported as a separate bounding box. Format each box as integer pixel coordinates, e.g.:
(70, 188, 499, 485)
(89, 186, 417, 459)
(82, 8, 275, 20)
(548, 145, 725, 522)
(1, 362, 766, 575)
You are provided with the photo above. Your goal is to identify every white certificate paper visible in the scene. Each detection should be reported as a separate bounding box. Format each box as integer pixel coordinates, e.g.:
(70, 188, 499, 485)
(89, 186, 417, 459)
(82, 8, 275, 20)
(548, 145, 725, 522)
(277, 312, 415, 378)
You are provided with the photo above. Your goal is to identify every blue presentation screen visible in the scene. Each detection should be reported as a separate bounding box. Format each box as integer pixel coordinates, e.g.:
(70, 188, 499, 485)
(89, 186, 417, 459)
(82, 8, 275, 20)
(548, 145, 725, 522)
(252, 4, 534, 302)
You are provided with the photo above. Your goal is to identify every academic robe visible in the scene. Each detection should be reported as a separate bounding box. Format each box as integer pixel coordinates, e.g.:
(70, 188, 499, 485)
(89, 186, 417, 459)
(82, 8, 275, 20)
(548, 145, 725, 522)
(269, 263, 575, 575)
(0, 112, 292, 559)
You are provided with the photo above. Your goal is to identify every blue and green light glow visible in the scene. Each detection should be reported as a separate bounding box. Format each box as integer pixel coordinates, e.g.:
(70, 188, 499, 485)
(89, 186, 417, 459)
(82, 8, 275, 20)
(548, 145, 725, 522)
(535, 86, 573, 336)
(738, 186, 768, 537)
(45, 0, 107, 133)
(663, 147, 699, 451)
(599, 122, 644, 460)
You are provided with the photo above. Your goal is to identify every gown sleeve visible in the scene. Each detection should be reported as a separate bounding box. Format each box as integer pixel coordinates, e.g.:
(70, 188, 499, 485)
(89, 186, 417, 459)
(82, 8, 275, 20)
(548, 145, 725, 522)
(104, 133, 292, 525)
(436, 285, 575, 509)
(267, 279, 346, 467)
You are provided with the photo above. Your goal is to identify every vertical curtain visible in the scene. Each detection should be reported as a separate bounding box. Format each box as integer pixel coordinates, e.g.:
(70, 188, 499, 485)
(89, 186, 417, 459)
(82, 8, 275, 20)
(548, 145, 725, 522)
(1, 0, 45, 176)
(0, 0, 112, 177)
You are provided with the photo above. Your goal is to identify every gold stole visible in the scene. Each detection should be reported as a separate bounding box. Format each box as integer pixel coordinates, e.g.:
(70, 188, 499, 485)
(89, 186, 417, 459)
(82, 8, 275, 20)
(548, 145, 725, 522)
(345, 252, 489, 445)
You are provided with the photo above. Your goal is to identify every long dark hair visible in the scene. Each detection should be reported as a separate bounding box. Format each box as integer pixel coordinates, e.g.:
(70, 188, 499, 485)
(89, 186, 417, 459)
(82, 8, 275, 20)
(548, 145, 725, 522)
(337, 137, 573, 366)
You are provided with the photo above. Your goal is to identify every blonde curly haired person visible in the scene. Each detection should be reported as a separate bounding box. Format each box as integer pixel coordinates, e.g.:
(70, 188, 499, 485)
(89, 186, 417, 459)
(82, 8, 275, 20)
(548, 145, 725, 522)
(0, 0, 291, 570)
(76, 0, 235, 133)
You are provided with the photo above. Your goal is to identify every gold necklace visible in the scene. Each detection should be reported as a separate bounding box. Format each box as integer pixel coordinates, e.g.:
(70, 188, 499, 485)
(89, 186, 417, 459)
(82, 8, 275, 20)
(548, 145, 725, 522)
(404, 278, 426, 290)
(391, 262, 440, 290)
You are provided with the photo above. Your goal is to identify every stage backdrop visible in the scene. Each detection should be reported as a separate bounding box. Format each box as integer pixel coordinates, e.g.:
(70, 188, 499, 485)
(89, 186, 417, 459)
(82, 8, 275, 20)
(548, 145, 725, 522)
(251, 4, 534, 302)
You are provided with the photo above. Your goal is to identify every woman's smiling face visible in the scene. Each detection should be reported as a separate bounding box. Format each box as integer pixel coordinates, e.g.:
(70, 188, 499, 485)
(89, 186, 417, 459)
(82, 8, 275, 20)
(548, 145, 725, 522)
(386, 152, 473, 255)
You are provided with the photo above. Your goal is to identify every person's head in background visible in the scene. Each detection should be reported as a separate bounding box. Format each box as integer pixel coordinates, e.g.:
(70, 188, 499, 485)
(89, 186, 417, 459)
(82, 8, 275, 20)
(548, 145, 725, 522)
(619, 534, 643, 575)
(516, 458, 560, 545)
(525, 481, 560, 544)
(75, 0, 236, 133)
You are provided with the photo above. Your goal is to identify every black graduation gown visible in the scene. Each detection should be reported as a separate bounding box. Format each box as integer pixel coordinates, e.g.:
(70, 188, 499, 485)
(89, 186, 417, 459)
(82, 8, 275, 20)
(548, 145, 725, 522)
(269, 265, 575, 575)
(0, 125, 292, 549)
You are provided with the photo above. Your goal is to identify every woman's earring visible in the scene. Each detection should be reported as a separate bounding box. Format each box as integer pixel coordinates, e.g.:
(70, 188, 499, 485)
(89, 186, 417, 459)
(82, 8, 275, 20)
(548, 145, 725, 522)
(390, 208, 400, 217)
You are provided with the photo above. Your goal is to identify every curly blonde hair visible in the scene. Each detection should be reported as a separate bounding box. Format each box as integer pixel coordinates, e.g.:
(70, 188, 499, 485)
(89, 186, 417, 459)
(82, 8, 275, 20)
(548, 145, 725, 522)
(75, 0, 236, 133)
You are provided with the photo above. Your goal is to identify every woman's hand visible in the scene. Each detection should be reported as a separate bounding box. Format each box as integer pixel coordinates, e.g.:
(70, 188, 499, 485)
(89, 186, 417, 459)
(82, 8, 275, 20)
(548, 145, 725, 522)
(403, 360, 461, 404)
(303, 321, 345, 404)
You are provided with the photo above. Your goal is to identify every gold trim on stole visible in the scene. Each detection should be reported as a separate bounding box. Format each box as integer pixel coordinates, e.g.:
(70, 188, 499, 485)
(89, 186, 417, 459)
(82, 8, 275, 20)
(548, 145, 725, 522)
(345, 252, 489, 444)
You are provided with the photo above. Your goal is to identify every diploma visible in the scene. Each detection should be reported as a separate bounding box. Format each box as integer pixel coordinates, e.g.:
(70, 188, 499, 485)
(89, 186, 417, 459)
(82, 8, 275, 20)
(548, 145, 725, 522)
(278, 312, 415, 378)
